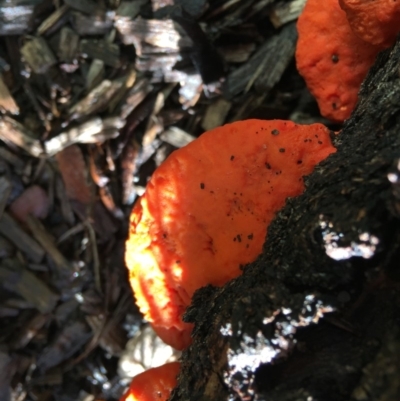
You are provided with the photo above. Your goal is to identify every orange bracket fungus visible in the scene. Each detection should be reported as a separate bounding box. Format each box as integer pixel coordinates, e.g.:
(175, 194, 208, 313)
(296, 0, 382, 122)
(125, 119, 336, 350)
(120, 362, 180, 401)
(339, 0, 400, 48)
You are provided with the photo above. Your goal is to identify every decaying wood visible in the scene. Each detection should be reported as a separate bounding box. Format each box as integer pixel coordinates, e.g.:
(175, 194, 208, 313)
(171, 39, 400, 401)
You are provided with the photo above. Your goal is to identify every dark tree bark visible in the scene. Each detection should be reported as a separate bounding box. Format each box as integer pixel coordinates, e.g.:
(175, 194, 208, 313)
(170, 36, 400, 401)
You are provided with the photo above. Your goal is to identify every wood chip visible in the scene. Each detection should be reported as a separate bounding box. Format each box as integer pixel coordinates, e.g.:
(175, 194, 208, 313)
(36, 320, 92, 372)
(86, 59, 105, 91)
(224, 22, 297, 98)
(0, 147, 24, 172)
(70, 10, 114, 36)
(119, 78, 153, 119)
(0, 212, 44, 263)
(254, 23, 297, 93)
(178, 73, 203, 108)
(36, 4, 70, 36)
(117, 0, 146, 19)
(269, 0, 307, 29)
(218, 43, 256, 64)
(0, 73, 19, 114)
(0, 236, 14, 259)
(57, 26, 80, 63)
(0, 176, 12, 217)
(9, 185, 50, 223)
(0, 1, 38, 35)
(0, 116, 43, 157)
(0, 351, 12, 399)
(55, 145, 92, 204)
(160, 126, 195, 148)
(10, 313, 50, 350)
(121, 140, 140, 205)
(0, 258, 58, 313)
(80, 39, 120, 68)
(115, 18, 193, 54)
(69, 79, 123, 120)
(25, 215, 73, 275)
(64, 0, 101, 15)
(20, 37, 57, 74)
(55, 176, 75, 227)
(99, 186, 124, 220)
(108, 69, 137, 113)
(168, 0, 208, 17)
(44, 117, 119, 155)
(72, 200, 119, 242)
(201, 98, 232, 131)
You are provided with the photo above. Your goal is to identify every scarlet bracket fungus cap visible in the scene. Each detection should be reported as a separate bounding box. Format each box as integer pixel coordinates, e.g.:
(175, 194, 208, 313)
(339, 0, 400, 48)
(296, 0, 381, 122)
(120, 362, 180, 401)
(125, 119, 336, 350)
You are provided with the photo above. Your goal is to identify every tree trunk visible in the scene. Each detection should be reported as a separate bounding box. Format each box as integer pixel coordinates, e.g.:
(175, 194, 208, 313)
(170, 36, 400, 401)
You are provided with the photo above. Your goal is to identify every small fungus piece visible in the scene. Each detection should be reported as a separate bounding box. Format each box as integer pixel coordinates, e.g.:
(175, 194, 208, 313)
(339, 0, 400, 48)
(120, 362, 180, 401)
(296, 0, 382, 122)
(125, 119, 336, 350)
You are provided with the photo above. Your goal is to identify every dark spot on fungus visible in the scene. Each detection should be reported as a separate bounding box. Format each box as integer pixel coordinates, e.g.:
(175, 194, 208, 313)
(176, 260, 181, 264)
(318, 140, 323, 144)
(237, 234, 242, 242)
(248, 234, 253, 240)
(297, 160, 303, 164)
(279, 148, 285, 153)
(230, 155, 235, 160)
(332, 54, 339, 63)
(200, 183, 205, 189)
(271, 129, 280, 135)
(265, 163, 271, 169)
(332, 102, 337, 109)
